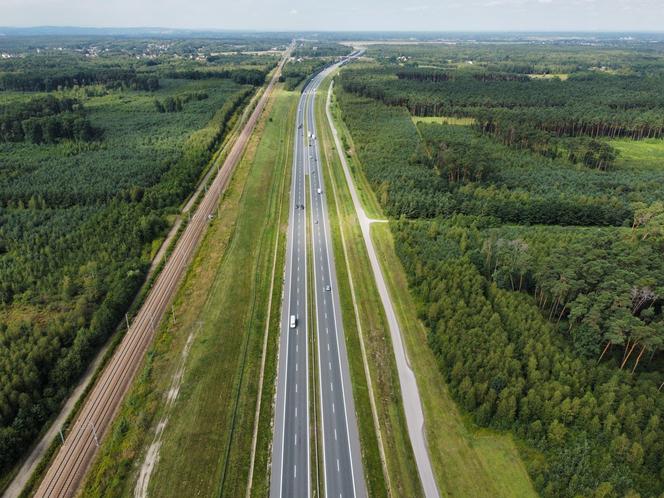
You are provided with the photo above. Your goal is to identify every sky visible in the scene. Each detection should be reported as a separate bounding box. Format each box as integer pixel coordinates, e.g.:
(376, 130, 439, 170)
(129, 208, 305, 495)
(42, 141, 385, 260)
(1, 0, 663, 32)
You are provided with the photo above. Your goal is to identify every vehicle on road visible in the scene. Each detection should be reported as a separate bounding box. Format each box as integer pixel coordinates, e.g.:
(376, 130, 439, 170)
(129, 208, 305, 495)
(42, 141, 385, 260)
(317, 188, 322, 194)
(290, 315, 297, 329)
(324, 285, 331, 291)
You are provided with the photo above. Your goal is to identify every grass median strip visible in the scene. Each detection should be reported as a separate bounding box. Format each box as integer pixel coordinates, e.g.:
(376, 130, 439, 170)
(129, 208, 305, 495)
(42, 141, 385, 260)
(78, 86, 298, 498)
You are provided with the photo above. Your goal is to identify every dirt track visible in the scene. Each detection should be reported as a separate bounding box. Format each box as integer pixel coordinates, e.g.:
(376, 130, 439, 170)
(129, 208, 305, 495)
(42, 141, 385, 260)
(29, 49, 289, 498)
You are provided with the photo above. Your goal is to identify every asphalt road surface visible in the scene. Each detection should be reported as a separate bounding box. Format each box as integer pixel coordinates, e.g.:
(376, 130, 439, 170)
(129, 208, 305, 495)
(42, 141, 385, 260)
(271, 53, 367, 498)
(27, 48, 290, 498)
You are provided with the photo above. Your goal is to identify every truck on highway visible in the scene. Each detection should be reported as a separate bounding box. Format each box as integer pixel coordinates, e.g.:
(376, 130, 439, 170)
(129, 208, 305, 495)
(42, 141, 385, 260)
(290, 315, 297, 328)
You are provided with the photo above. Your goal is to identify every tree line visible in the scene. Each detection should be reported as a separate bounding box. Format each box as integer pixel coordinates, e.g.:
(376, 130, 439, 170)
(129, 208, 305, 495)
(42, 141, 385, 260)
(339, 66, 664, 140)
(0, 95, 101, 144)
(0, 68, 159, 92)
(165, 67, 268, 86)
(292, 41, 352, 58)
(154, 91, 209, 113)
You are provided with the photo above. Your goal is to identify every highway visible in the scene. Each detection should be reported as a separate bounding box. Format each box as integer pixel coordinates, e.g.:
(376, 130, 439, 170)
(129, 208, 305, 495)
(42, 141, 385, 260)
(271, 53, 366, 498)
(27, 49, 290, 498)
(271, 71, 311, 498)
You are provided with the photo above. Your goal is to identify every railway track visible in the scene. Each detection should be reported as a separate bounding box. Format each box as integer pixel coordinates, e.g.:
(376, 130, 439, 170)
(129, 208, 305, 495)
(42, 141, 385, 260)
(29, 48, 290, 498)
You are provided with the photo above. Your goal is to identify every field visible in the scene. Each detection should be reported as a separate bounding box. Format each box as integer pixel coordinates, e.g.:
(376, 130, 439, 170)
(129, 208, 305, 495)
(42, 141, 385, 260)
(80, 85, 297, 497)
(528, 74, 569, 80)
(0, 78, 245, 203)
(612, 138, 664, 170)
(334, 41, 664, 498)
(0, 38, 278, 487)
(411, 115, 475, 126)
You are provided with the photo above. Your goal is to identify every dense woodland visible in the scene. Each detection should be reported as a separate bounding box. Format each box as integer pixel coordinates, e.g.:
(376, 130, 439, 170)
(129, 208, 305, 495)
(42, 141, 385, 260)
(291, 41, 351, 58)
(0, 38, 277, 478)
(340, 64, 664, 140)
(335, 89, 664, 227)
(337, 42, 664, 497)
(0, 68, 160, 93)
(0, 95, 101, 144)
(280, 41, 351, 90)
(394, 218, 664, 497)
(280, 58, 327, 90)
(164, 67, 267, 86)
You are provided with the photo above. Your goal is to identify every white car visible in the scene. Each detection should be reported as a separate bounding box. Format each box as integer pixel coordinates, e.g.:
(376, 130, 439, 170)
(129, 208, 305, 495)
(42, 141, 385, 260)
(290, 315, 297, 329)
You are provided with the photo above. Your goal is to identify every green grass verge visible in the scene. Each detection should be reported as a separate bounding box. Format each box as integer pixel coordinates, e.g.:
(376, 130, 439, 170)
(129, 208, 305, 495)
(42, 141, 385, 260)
(78, 86, 298, 498)
(611, 138, 664, 170)
(317, 77, 425, 497)
(248, 103, 296, 498)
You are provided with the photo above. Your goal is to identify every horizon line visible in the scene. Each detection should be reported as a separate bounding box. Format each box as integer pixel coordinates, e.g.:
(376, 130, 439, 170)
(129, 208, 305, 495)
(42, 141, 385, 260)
(1, 26, 664, 34)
